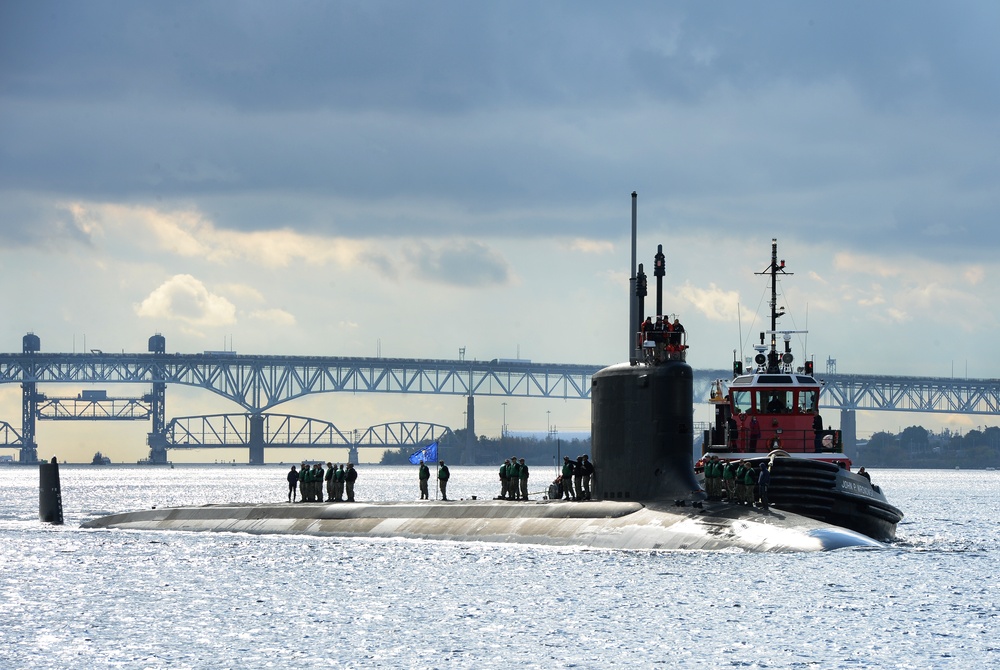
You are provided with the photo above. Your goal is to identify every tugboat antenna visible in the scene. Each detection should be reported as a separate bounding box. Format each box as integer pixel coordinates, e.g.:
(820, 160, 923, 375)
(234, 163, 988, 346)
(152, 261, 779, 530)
(755, 238, 793, 371)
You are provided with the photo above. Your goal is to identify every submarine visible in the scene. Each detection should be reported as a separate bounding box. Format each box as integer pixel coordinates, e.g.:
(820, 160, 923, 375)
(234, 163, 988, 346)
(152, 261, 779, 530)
(82, 193, 883, 552)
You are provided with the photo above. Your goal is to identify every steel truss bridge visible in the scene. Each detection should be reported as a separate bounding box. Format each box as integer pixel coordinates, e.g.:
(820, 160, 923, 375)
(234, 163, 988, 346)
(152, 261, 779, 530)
(1, 336, 998, 463)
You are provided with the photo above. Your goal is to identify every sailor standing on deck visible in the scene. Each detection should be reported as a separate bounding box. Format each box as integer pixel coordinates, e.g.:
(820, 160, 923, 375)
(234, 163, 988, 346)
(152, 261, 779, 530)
(742, 463, 757, 506)
(734, 460, 748, 504)
(312, 463, 324, 502)
(508, 457, 520, 500)
(573, 456, 585, 501)
(345, 463, 358, 502)
(325, 462, 335, 502)
(758, 462, 771, 509)
(419, 460, 431, 499)
(580, 455, 594, 500)
(438, 461, 451, 500)
(704, 456, 720, 499)
(518, 458, 529, 501)
(334, 463, 346, 502)
(561, 456, 575, 500)
(287, 465, 299, 503)
(499, 459, 510, 500)
(298, 462, 309, 502)
(722, 460, 736, 502)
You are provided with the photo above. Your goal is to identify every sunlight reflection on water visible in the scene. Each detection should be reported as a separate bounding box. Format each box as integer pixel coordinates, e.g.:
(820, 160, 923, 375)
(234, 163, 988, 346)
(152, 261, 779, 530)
(1, 466, 998, 668)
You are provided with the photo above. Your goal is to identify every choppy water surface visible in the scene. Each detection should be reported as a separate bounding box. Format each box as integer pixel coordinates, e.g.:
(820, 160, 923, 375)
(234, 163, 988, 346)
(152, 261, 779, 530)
(1, 465, 998, 669)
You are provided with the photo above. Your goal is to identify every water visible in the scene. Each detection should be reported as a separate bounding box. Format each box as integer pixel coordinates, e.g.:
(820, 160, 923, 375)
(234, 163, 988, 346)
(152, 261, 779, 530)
(1, 465, 998, 669)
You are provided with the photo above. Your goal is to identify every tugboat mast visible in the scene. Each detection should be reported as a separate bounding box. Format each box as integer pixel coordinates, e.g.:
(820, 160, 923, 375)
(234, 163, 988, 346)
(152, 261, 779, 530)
(755, 238, 792, 373)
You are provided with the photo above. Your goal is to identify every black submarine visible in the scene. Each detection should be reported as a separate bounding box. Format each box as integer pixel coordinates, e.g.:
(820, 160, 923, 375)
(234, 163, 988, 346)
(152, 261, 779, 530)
(82, 193, 882, 551)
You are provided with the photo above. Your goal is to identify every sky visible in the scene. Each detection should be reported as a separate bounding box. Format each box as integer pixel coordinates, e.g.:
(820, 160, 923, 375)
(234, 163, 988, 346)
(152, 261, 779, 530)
(3, 1, 1000, 462)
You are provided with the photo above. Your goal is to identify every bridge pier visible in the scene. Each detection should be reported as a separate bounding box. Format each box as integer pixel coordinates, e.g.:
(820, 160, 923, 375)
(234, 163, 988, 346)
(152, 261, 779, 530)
(20, 334, 42, 463)
(19, 442, 38, 464)
(248, 414, 265, 465)
(146, 432, 169, 464)
(840, 409, 857, 458)
(464, 395, 475, 465)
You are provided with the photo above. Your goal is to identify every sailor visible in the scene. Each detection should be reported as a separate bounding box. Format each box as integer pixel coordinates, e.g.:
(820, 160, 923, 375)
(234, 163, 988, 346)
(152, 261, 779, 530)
(561, 456, 575, 500)
(548, 476, 561, 500)
(717, 457, 727, 498)
(722, 460, 736, 502)
(325, 461, 335, 502)
(748, 416, 761, 453)
(742, 463, 757, 506)
(573, 456, 585, 501)
(334, 463, 346, 502)
(734, 460, 748, 504)
(438, 460, 451, 500)
(505, 458, 516, 500)
(668, 317, 684, 351)
(554, 475, 565, 499)
(287, 465, 299, 503)
(418, 460, 430, 499)
(507, 457, 520, 500)
(298, 462, 310, 502)
(580, 455, 594, 500)
(313, 463, 324, 502)
(857, 467, 871, 483)
(813, 414, 825, 452)
(704, 455, 720, 499)
(518, 458, 529, 501)
(758, 462, 771, 509)
(641, 316, 653, 342)
(727, 415, 739, 451)
(499, 459, 510, 500)
(345, 463, 358, 502)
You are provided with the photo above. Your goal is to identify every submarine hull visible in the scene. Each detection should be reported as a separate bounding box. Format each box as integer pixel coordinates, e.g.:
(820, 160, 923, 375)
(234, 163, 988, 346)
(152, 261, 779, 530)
(81, 499, 881, 552)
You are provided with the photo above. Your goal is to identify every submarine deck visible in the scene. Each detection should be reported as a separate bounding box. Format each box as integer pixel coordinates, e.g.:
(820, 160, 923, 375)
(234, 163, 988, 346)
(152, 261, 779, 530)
(82, 498, 883, 553)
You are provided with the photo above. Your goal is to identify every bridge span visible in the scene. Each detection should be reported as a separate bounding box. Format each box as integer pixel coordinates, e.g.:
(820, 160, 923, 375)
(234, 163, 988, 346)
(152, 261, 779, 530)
(1, 333, 998, 463)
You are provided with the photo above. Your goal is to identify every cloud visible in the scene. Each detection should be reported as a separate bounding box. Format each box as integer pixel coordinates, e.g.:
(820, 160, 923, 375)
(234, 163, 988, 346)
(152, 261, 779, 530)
(410, 241, 511, 287)
(677, 282, 741, 322)
(247, 308, 296, 326)
(134, 275, 237, 328)
(963, 267, 985, 285)
(63, 201, 368, 267)
(0, 196, 94, 249)
(566, 238, 614, 254)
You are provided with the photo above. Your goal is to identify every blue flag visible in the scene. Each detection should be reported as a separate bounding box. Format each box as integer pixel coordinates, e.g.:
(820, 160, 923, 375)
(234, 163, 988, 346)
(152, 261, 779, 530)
(408, 441, 439, 465)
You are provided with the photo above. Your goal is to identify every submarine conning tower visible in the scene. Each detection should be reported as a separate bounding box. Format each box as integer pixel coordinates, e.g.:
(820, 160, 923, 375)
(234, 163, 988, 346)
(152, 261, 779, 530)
(591, 360, 700, 501)
(591, 193, 702, 502)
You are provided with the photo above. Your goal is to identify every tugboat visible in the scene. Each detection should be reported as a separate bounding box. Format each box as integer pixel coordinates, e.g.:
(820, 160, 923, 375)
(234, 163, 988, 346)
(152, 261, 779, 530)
(698, 239, 904, 541)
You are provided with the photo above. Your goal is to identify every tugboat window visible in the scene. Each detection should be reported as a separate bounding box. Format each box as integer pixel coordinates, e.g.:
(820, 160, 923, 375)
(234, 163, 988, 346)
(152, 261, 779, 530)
(731, 390, 752, 414)
(759, 391, 790, 413)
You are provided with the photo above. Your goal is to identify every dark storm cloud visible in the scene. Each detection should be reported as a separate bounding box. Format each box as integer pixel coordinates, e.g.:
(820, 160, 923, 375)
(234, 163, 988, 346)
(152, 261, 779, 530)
(2, 1, 999, 259)
(5, 1, 994, 111)
(0, 195, 91, 249)
(410, 241, 510, 287)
